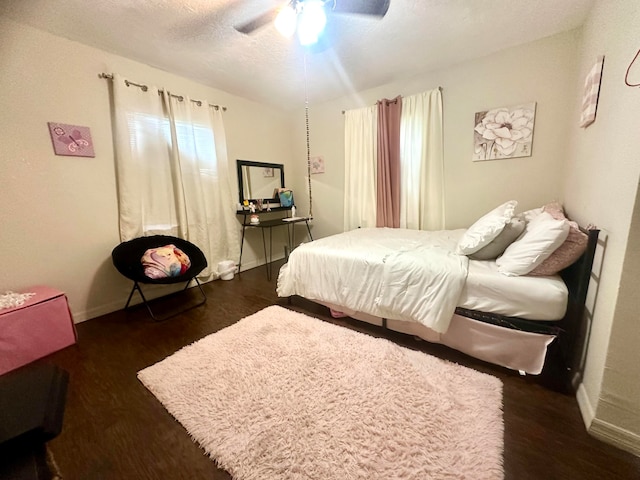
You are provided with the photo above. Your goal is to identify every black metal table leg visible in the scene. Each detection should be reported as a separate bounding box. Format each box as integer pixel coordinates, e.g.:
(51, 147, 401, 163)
(238, 224, 247, 273)
(305, 220, 313, 240)
(268, 226, 274, 281)
(261, 228, 269, 281)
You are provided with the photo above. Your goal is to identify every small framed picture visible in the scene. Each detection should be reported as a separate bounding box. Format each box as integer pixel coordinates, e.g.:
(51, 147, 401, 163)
(579, 56, 605, 128)
(48, 122, 95, 157)
(310, 155, 325, 174)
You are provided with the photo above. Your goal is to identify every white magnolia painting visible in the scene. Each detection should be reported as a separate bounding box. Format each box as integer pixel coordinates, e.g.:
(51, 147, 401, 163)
(472, 102, 536, 161)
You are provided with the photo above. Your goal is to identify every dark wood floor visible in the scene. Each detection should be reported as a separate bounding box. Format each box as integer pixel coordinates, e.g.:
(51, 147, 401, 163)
(42, 261, 639, 479)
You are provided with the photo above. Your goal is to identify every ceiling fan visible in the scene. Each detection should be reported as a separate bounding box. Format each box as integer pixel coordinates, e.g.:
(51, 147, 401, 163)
(235, 0, 391, 46)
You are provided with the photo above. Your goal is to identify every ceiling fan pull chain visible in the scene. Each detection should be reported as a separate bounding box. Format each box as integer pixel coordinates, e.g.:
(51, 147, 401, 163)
(304, 53, 313, 220)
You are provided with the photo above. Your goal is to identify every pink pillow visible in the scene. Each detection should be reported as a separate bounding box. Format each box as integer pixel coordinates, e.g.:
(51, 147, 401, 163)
(529, 203, 588, 276)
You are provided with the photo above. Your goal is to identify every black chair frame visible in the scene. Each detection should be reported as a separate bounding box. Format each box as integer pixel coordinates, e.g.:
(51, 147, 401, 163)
(111, 235, 208, 321)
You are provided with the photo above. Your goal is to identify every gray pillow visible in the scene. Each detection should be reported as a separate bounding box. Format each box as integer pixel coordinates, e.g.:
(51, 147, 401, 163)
(469, 217, 526, 260)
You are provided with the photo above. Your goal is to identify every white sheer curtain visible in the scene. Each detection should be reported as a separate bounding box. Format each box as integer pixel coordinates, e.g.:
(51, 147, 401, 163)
(399, 88, 444, 230)
(344, 106, 378, 231)
(112, 74, 239, 280)
(113, 75, 179, 238)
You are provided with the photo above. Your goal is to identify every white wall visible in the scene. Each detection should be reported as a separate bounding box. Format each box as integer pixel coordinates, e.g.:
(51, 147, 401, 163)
(0, 18, 293, 322)
(563, 0, 640, 455)
(290, 30, 580, 237)
(592, 186, 640, 454)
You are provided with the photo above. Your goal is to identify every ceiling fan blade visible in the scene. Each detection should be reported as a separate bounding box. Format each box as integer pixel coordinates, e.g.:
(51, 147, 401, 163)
(330, 0, 390, 17)
(235, 8, 279, 34)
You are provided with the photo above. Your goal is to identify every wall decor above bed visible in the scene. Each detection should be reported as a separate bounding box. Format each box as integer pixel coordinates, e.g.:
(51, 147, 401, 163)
(472, 102, 536, 161)
(580, 55, 605, 128)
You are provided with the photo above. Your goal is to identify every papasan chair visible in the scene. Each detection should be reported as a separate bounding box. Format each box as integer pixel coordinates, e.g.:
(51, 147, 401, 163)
(111, 235, 208, 321)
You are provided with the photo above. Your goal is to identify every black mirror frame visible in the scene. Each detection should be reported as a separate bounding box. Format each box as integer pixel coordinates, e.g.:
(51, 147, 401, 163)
(236, 159, 285, 205)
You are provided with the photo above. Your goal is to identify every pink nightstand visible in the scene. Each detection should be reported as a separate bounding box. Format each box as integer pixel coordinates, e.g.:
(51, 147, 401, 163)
(0, 286, 77, 375)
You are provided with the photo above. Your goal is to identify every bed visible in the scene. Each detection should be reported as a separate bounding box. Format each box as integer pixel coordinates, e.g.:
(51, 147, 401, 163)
(277, 201, 599, 393)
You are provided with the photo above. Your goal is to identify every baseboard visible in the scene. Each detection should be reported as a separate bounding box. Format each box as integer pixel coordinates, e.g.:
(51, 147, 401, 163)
(72, 284, 187, 324)
(577, 383, 640, 457)
(73, 299, 125, 324)
(576, 383, 596, 427)
(239, 254, 285, 273)
(72, 256, 283, 323)
(589, 417, 640, 457)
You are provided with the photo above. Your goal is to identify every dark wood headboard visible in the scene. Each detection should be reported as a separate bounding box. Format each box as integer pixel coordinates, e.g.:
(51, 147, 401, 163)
(550, 226, 600, 392)
(560, 226, 600, 311)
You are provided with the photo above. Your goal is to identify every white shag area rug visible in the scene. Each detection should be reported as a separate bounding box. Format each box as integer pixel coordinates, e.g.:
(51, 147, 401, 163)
(138, 306, 504, 480)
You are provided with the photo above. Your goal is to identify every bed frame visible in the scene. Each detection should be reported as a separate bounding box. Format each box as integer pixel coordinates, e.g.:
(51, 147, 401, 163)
(454, 226, 600, 393)
(543, 226, 600, 392)
(285, 226, 600, 394)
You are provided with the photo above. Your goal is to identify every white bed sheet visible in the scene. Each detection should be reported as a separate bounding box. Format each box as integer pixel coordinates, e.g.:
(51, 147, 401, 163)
(278, 227, 569, 327)
(277, 228, 468, 333)
(460, 259, 568, 320)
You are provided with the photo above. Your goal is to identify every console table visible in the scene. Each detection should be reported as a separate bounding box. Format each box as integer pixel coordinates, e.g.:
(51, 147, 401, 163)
(237, 208, 313, 280)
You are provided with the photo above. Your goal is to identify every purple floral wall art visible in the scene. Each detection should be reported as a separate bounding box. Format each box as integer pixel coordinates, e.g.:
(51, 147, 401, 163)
(48, 122, 95, 158)
(310, 155, 325, 174)
(472, 102, 536, 161)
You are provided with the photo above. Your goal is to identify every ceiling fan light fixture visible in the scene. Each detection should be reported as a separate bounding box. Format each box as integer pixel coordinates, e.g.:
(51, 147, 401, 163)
(238, 0, 389, 37)
(297, 28, 318, 46)
(275, 4, 297, 37)
(296, 0, 327, 45)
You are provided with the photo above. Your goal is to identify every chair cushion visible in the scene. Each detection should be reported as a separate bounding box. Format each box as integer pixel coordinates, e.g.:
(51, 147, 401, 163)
(141, 244, 191, 279)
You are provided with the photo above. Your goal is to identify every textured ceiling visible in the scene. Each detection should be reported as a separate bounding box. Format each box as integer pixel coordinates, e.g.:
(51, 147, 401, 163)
(0, 0, 595, 110)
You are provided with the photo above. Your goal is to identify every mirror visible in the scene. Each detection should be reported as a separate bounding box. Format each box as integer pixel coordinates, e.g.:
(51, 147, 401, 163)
(237, 160, 285, 205)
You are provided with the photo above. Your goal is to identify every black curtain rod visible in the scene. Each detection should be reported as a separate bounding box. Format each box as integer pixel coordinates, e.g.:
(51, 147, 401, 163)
(98, 73, 227, 111)
(341, 86, 443, 114)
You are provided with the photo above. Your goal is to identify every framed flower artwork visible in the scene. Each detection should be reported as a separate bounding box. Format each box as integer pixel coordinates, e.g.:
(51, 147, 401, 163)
(472, 102, 536, 161)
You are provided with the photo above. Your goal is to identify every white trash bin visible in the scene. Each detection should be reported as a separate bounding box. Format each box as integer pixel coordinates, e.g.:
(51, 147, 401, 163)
(218, 260, 236, 280)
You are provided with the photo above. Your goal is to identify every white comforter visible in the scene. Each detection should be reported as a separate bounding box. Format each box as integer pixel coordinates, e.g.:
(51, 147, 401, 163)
(276, 228, 468, 333)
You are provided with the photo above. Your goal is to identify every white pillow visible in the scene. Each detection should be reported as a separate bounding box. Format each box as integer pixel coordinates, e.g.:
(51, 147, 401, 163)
(519, 206, 543, 223)
(457, 200, 518, 255)
(496, 211, 570, 276)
